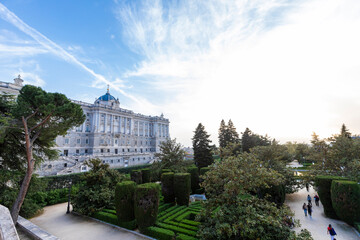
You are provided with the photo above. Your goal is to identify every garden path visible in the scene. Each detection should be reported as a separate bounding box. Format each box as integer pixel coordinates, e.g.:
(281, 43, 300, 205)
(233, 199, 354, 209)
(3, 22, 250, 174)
(30, 203, 150, 240)
(285, 185, 360, 240)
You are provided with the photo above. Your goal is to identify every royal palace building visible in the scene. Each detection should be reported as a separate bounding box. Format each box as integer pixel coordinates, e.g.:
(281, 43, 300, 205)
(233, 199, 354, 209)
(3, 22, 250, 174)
(1, 77, 170, 176)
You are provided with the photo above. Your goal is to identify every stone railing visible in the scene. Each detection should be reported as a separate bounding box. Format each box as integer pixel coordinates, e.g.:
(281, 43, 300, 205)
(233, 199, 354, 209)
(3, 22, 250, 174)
(0, 205, 19, 240)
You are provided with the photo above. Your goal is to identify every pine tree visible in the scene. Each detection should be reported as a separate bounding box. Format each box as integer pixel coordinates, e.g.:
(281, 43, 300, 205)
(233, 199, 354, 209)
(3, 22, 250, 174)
(192, 123, 214, 168)
(241, 127, 253, 152)
(218, 119, 227, 148)
(225, 119, 240, 144)
(340, 123, 351, 138)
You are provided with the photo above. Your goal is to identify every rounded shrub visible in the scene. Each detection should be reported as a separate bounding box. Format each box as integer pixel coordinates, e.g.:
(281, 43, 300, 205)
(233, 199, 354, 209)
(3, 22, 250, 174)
(161, 172, 175, 203)
(174, 173, 191, 206)
(130, 170, 142, 184)
(187, 166, 200, 194)
(141, 168, 151, 183)
(314, 175, 346, 219)
(331, 180, 360, 225)
(134, 183, 161, 232)
(115, 181, 136, 222)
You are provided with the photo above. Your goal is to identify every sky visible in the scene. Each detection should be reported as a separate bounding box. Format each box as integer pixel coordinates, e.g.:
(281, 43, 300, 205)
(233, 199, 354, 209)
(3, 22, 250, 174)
(1, 0, 360, 147)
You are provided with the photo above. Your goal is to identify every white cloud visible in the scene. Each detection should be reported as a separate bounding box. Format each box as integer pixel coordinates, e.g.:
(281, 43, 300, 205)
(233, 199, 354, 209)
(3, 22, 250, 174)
(19, 72, 45, 87)
(0, 3, 152, 109)
(116, 0, 360, 146)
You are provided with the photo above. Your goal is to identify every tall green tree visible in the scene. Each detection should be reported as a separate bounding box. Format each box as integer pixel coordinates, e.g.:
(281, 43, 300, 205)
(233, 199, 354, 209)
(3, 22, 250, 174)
(241, 127, 271, 152)
(192, 123, 213, 168)
(218, 119, 227, 148)
(340, 123, 351, 138)
(0, 85, 85, 222)
(154, 138, 185, 171)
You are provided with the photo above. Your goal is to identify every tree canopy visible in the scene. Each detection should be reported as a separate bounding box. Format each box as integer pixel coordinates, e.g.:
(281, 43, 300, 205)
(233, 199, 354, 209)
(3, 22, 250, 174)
(192, 123, 213, 168)
(0, 85, 85, 222)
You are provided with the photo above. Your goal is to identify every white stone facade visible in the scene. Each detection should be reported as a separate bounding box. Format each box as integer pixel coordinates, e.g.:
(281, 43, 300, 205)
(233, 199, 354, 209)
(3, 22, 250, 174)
(0, 75, 23, 96)
(38, 88, 170, 175)
(0, 77, 170, 176)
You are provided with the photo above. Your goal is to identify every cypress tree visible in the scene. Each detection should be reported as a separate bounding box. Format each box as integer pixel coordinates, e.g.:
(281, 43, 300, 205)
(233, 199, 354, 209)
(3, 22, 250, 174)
(192, 123, 214, 168)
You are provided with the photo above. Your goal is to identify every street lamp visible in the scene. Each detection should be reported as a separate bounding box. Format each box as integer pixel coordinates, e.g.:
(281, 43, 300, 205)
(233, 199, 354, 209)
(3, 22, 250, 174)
(66, 179, 72, 214)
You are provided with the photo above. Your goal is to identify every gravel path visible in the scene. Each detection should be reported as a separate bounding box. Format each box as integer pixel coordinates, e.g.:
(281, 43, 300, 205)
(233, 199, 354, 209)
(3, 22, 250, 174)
(30, 203, 149, 240)
(285, 186, 360, 240)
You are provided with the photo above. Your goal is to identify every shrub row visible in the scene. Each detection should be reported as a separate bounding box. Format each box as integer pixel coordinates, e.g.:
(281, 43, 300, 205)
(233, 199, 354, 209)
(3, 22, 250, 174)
(161, 173, 175, 203)
(145, 226, 175, 240)
(174, 173, 191, 206)
(331, 180, 360, 225)
(314, 175, 347, 219)
(135, 183, 161, 232)
(187, 167, 200, 194)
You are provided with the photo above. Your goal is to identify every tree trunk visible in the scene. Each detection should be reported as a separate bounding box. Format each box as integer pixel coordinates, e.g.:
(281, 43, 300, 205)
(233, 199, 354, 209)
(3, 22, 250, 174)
(10, 117, 34, 223)
(10, 164, 34, 223)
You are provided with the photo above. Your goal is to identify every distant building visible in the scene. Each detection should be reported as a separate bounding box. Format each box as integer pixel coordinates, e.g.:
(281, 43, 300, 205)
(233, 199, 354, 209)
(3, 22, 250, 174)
(0, 77, 170, 176)
(0, 75, 23, 95)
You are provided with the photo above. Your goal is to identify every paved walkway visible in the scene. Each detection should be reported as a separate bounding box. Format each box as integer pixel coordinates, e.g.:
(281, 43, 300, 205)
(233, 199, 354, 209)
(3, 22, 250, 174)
(285, 186, 360, 240)
(30, 203, 149, 240)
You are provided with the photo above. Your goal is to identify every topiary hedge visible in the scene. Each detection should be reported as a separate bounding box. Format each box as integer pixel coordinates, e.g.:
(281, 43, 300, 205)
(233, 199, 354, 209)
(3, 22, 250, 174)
(141, 168, 151, 183)
(134, 183, 161, 232)
(130, 170, 143, 184)
(162, 169, 172, 174)
(115, 181, 136, 223)
(331, 180, 360, 225)
(145, 226, 175, 240)
(314, 175, 346, 219)
(199, 167, 210, 176)
(161, 172, 175, 203)
(187, 167, 200, 194)
(174, 173, 191, 206)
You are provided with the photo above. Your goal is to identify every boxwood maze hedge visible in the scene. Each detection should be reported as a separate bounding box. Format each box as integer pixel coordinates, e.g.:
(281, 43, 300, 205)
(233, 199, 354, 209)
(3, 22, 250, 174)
(145, 201, 202, 240)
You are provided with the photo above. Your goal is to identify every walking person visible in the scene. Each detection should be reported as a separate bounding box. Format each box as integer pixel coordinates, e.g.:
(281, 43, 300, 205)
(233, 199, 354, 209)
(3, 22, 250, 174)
(302, 203, 308, 216)
(307, 202, 312, 218)
(327, 224, 337, 240)
(306, 183, 309, 192)
(314, 194, 320, 206)
(307, 194, 312, 204)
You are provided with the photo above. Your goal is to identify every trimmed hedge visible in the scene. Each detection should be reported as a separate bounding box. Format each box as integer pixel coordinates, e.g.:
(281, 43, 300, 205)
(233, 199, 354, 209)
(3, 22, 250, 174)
(199, 167, 210, 176)
(174, 173, 191, 206)
(187, 167, 200, 194)
(177, 234, 197, 240)
(115, 181, 136, 222)
(92, 211, 119, 226)
(93, 211, 136, 230)
(131, 170, 143, 184)
(314, 175, 346, 219)
(162, 172, 175, 203)
(162, 169, 172, 174)
(115, 164, 151, 174)
(134, 183, 161, 232)
(40, 173, 83, 190)
(331, 180, 360, 225)
(145, 226, 175, 240)
(141, 168, 151, 183)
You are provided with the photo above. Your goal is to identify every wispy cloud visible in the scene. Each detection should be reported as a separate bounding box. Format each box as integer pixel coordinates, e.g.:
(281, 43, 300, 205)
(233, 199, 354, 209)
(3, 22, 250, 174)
(0, 3, 150, 108)
(116, 0, 360, 145)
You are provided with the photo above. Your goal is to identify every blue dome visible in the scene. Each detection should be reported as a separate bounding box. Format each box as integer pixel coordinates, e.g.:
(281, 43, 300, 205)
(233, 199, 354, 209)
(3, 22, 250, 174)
(98, 92, 116, 101)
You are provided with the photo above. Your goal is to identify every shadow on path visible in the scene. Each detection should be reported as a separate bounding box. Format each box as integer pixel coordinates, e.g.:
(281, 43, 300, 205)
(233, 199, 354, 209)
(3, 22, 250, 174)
(30, 203, 148, 240)
(285, 186, 360, 240)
